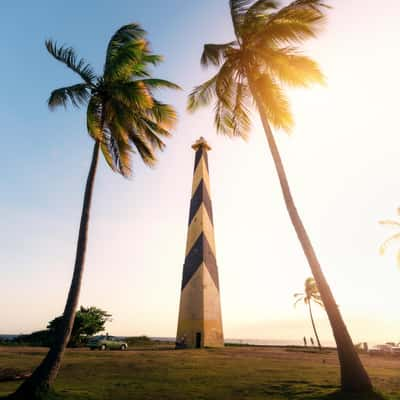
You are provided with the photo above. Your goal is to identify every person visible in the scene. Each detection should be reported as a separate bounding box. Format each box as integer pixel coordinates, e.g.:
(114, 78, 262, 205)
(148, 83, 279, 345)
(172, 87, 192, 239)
(303, 336, 307, 347)
(176, 335, 187, 349)
(310, 337, 315, 347)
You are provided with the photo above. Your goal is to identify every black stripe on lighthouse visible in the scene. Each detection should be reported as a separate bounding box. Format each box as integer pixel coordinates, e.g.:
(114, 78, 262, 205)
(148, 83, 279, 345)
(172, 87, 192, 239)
(181, 233, 219, 291)
(188, 180, 213, 226)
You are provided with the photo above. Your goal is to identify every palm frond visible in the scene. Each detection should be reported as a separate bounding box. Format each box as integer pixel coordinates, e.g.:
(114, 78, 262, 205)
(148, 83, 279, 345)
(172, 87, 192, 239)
(141, 78, 181, 91)
(110, 81, 154, 110)
(243, 0, 280, 30)
(101, 122, 133, 177)
(146, 100, 178, 130)
(271, 0, 329, 24)
(104, 40, 148, 81)
(104, 23, 147, 73)
(211, 66, 251, 139)
(230, 81, 252, 139)
(48, 83, 91, 110)
(252, 0, 328, 46)
(138, 118, 169, 150)
(129, 131, 157, 167)
(254, 19, 319, 47)
(312, 297, 324, 308)
(106, 97, 171, 172)
(201, 42, 237, 67)
(214, 99, 235, 135)
(103, 24, 165, 82)
(276, 0, 329, 15)
(295, 277, 323, 308)
(379, 220, 400, 228)
(247, 0, 280, 16)
(142, 53, 163, 66)
(230, 0, 281, 39)
(230, 0, 254, 38)
(116, 139, 134, 177)
(100, 140, 117, 172)
(188, 74, 218, 112)
(215, 60, 239, 108)
(255, 73, 293, 132)
(293, 296, 304, 307)
(45, 40, 96, 84)
(259, 47, 324, 87)
(86, 96, 103, 140)
(379, 233, 400, 255)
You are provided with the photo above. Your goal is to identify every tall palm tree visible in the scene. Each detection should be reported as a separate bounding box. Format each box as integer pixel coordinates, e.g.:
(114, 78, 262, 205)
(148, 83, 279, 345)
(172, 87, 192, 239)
(294, 277, 323, 350)
(188, 0, 372, 392)
(9, 24, 179, 400)
(379, 208, 400, 267)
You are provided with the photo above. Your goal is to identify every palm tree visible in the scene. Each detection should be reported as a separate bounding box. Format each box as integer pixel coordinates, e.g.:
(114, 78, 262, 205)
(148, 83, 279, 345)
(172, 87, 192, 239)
(9, 24, 179, 400)
(379, 208, 400, 267)
(188, 0, 372, 392)
(294, 277, 323, 350)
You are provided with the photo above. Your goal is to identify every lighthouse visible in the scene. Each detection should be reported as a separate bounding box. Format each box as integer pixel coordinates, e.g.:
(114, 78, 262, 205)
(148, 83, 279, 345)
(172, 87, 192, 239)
(176, 137, 224, 348)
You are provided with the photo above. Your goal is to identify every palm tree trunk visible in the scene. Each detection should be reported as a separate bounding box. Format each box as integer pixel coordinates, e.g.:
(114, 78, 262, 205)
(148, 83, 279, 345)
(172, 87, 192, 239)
(10, 140, 100, 400)
(247, 76, 372, 392)
(308, 302, 322, 351)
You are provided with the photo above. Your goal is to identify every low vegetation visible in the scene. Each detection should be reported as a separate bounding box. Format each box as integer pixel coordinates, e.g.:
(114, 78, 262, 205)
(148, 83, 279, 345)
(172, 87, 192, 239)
(0, 346, 397, 399)
(0, 307, 111, 348)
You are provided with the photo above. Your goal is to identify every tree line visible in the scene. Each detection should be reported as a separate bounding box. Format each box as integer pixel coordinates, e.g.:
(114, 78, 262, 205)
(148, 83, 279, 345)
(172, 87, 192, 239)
(5, 307, 111, 348)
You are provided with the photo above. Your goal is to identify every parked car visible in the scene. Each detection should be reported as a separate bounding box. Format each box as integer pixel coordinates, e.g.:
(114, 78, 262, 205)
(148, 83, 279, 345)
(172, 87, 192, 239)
(368, 344, 393, 356)
(390, 346, 400, 355)
(87, 335, 128, 351)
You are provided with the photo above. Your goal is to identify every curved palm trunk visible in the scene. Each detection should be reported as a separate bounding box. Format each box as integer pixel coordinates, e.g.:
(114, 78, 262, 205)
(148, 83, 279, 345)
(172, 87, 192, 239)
(10, 141, 100, 400)
(308, 301, 322, 351)
(248, 76, 372, 392)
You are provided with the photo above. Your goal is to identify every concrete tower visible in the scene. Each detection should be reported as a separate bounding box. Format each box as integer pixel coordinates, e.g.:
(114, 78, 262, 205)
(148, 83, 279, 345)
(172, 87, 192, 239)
(176, 137, 224, 348)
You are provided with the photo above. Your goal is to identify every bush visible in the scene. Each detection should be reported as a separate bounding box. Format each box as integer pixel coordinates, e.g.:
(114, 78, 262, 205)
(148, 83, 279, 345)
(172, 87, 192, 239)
(12, 330, 53, 347)
(125, 336, 153, 347)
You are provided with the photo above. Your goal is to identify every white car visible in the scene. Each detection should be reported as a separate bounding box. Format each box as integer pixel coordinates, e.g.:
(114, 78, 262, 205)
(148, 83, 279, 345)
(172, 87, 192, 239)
(369, 344, 393, 356)
(390, 346, 400, 355)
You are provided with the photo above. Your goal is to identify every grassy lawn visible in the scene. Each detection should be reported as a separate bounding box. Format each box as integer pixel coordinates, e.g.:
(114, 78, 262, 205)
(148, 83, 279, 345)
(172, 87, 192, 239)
(0, 346, 399, 400)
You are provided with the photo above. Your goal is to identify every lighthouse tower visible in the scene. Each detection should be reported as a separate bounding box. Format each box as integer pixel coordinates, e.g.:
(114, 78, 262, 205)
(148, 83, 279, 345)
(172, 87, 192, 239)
(176, 137, 224, 348)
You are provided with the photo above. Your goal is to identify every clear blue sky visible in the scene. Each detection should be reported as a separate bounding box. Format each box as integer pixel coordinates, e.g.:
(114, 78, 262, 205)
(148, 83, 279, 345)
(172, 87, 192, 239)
(2, 1, 400, 345)
(0, 0, 227, 209)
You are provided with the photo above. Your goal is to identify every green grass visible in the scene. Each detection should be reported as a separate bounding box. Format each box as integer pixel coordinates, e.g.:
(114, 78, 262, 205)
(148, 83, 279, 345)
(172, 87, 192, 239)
(0, 346, 398, 400)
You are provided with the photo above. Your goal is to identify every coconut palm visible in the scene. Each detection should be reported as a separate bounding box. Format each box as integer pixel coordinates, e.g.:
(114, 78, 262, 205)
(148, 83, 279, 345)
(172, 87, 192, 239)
(379, 208, 400, 267)
(9, 24, 179, 400)
(294, 277, 323, 350)
(188, 0, 372, 392)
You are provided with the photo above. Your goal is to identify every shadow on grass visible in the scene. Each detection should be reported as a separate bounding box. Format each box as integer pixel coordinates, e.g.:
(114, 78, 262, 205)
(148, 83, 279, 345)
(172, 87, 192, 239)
(307, 390, 387, 400)
(0, 389, 390, 400)
(259, 381, 389, 400)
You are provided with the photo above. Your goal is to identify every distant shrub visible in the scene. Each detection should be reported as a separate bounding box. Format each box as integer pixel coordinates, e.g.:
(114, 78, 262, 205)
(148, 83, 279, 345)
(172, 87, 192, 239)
(12, 330, 53, 347)
(125, 336, 153, 346)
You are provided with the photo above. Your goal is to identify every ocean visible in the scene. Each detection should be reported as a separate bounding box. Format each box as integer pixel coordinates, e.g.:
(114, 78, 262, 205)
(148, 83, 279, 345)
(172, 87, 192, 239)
(1, 335, 386, 348)
(152, 337, 337, 347)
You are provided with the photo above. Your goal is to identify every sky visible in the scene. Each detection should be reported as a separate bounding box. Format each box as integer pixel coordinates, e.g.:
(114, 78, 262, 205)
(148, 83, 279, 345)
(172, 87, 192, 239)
(1, 0, 400, 345)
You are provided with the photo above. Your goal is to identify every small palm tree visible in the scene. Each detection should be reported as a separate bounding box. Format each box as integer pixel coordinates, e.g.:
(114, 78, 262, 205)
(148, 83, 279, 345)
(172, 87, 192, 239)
(379, 208, 400, 267)
(294, 277, 323, 350)
(10, 24, 179, 400)
(188, 0, 372, 392)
